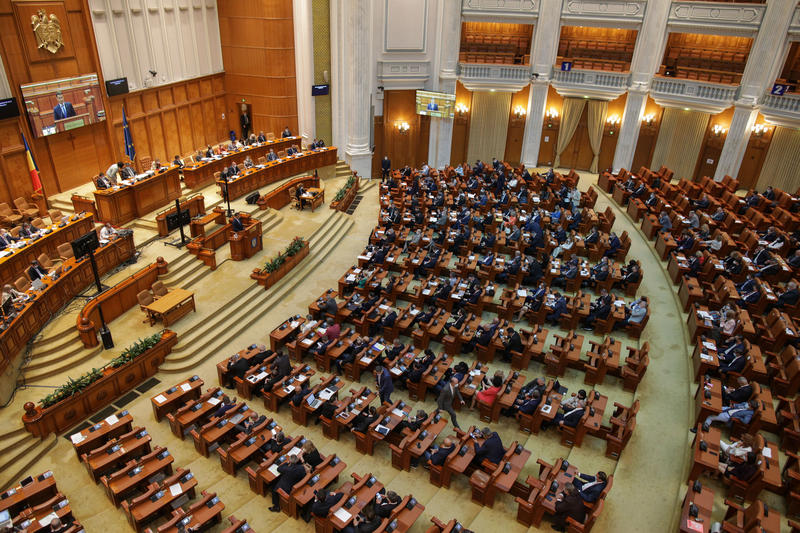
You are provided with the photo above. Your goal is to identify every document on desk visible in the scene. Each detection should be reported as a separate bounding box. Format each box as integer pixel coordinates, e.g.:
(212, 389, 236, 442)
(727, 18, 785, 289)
(38, 513, 60, 528)
(302, 338, 314, 346)
(290, 321, 299, 328)
(207, 397, 221, 406)
(153, 394, 167, 404)
(70, 432, 86, 444)
(333, 508, 352, 522)
(540, 404, 552, 414)
(391, 408, 405, 418)
(390, 367, 403, 376)
(702, 341, 716, 351)
(319, 389, 334, 401)
(169, 483, 183, 497)
(268, 464, 281, 477)
(180, 383, 192, 392)
(360, 356, 372, 364)
(105, 414, 119, 426)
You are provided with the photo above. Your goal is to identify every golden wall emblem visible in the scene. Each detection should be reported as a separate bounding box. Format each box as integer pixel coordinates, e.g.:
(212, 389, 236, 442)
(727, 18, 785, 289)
(31, 9, 63, 54)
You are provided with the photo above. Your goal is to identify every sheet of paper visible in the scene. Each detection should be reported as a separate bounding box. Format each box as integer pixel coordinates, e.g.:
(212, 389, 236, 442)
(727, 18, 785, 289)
(360, 356, 372, 364)
(169, 483, 183, 497)
(153, 394, 167, 404)
(700, 353, 714, 362)
(391, 408, 405, 417)
(702, 341, 716, 351)
(104, 414, 119, 426)
(296, 374, 307, 383)
(333, 508, 352, 522)
(302, 338, 314, 346)
(207, 397, 221, 406)
(268, 464, 281, 477)
(290, 321, 299, 328)
(70, 433, 86, 444)
(180, 383, 192, 392)
(390, 367, 402, 376)
(762, 446, 772, 458)
(38, 513, 59, 528)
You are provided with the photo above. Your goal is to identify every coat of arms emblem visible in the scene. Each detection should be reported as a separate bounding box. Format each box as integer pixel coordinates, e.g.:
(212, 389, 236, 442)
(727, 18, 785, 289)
(31, 9, 63, 54)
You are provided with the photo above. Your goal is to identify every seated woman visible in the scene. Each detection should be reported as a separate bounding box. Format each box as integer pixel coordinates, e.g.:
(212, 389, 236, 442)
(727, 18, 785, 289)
(471, 375, 502, 409)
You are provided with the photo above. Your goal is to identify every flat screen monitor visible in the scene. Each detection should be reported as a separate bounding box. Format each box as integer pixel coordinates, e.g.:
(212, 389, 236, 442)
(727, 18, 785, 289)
(415, 90, 455, 118)
(20, 73, 107, 138)
(0, 98, 20, 120)
(105, 77, 129, 97)
(71, 230, 100, 260)
(165, 209, 190, 232)
(312, 84, 329, 96)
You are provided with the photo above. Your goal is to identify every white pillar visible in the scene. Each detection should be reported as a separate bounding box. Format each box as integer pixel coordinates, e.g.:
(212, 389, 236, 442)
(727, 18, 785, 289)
(329, 0, 348, 158)
(714, 105, 758, 181)
(427, 0, 462, 169)
(520, 78, 550, 169)
(713, 1, 795, 181)
(530, 0, 562, 77)
(612, 88, 648, 173)
(628, 1, 671, 87)
(343, 0, 372, 179)
(293, 0, 315, 147)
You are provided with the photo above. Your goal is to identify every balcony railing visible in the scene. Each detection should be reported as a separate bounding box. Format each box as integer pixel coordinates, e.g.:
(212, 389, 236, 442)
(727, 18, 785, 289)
(551, 68, 630, 99)
(650, 76, 737, 113)
(759, 93, 800, 129)
(457, 63, 531, 91)
(461, 0, 539, 21)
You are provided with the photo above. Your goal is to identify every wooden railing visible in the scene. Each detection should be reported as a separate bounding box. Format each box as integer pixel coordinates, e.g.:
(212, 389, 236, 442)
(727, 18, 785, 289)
(330, 174, 360, 212)
(22, 330, 178, 437)
(76, 259, 169, 348)
(257, 175, 320, 210)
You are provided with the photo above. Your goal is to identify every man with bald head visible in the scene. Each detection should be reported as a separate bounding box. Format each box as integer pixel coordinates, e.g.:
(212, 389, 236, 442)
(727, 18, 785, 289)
(425, 437, 456, 467)
(435, 376, 464, 429)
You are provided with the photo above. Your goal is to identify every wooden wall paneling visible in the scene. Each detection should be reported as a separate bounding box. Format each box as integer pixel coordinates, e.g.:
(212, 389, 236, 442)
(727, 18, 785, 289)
(738, 113, 773, 191)
(382, 89, 423, 169)
(504, 86, 529, 166)
(538, 86, 563, 168)
(450, 81, 472, 166)
(372, 113, 384, 177)
(631, 97, 663, 172)
(693, 106, 733, 180)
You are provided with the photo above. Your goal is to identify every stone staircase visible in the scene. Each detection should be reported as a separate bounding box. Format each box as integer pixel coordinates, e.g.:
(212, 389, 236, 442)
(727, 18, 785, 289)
(158, 210, 355, 373)
(48, 196, 75, 216)
(335, 160, 352, 179)
(0, 427, 58, 491)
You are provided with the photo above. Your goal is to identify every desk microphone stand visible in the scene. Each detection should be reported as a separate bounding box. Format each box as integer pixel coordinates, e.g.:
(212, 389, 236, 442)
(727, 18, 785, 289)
(87, 248, 114, 349)
(165, 198, 188, 249)
(224, 180, 234, 217)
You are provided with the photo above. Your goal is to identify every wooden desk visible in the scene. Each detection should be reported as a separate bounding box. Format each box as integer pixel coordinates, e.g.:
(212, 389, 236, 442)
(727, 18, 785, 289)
(190, 210, 226, 238)
(692, 341, 719, 382)
(694, 378, 722, 427)
(182, 137, 299, 189)
(678, 482, 714, 533)
(217, 147, 337, 201)
(122, 468, 197, 532)
(102, 446, 174, 507)
(81, 427, 152, 482)
(0, 212, 94, 284)
(1, 230, 136, 374)
(0, 471, 57, 517)
(270, 316, 306, 351)
(166, 388, 224, 438)
(301, 188, 325, 212)
(327, 473, 383, 532)
(93, 166, 181, 225)
(148, 492, 224, 533)
(258, 175, 320, 210)
(689, 424, 721, 481)
(69, 412, 134, 458)
(151, 376, 203, 422)
(229, 218, 263, 261)
(143, 288, 196, 327)
(155, 194, 205, 237)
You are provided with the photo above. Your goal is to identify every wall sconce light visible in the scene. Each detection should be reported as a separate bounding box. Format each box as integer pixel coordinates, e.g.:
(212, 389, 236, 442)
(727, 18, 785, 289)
(642, 113, 655, 125)
(545, 107, 559, 119)
(455, 102, 469, 115)
(513, 105, 527, 118)
(606, 115, 621, 126)
(712, 124, 727, 137)
(396, 121, 410, 133)
(751, 123, 771, 137)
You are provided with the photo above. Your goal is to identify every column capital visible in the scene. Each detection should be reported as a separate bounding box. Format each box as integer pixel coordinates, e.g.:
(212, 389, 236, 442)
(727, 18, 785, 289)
(627, 81, 650, 95)
(531, 74, 551, 86)
(732, 97, 759, 111)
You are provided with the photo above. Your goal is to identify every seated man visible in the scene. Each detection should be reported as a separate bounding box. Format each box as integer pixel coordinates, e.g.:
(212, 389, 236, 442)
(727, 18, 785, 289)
(311, 489, 344, 518)
(269, 455, 309, 512)
(572, 471, 608, 502)
(697, 399, 758, 431)
(100, 222, 118, 240)
(552, 483, 586, 532)
(546, 292, 568, 326)
(424, 436, 456, 467)
(27, 259, 50, 281)
(471, 427, 504, 465)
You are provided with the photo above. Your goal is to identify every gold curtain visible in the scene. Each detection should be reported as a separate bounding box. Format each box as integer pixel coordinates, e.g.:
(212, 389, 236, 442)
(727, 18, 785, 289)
(756, 127, 800, 192)
(466, 91, 511, 163)
(587, 100, 608, 173)
(554, 98, 587, 168)
(651, 108, 709, 180)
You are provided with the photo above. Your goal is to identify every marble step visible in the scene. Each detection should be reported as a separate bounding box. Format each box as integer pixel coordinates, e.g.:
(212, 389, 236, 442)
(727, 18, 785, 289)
(0, 434, 58, 492)
(22, 345, 103, 384)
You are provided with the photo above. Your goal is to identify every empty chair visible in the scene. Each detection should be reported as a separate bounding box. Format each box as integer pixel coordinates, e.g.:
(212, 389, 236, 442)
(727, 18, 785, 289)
(0, 203, 22, 226)
(57, 243, 74, 262)
(278, 150, 287, 159)
(48, 210, 64, 224)
(137, 290, 156, 325)
(139, 156, 153, 170)
(31, 217, 46, 230)
(258, 156, 267, 165)
(151, 280, 168, 298)
(14, 197, 38, 220)
(15, 276, 30, 292)
(37, 253, 57, 269)
(266, 132, 275, 141)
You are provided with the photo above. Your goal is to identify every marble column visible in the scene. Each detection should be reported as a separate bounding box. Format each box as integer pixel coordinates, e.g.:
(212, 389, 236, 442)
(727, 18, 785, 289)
(427, 0, 462, 169)
(520, 78, 550, 169)
(343, 0, 372, 179)
(713, 105, 758, 181)
(611, 88, 648, 173)
(293, 0, 315, 147)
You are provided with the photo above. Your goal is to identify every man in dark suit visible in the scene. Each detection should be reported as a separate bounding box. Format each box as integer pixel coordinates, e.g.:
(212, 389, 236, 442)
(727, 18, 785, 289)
(770, 281, 800, 311)
(267, 149, 278, 161)
(552, 483, 586, 531)
(722, 376, 753, 406)
(472, 427, 504, 465)
(435, 377, 464, 429)
(212, 395, 237, 418)
(381, 156, 391, 179)
(282, 126, 292, 138)
(52, 91, 76, 120)
(235, 412, 266, 434)
(604, 232, 621, 258)
(546, 292, 568, 326)
(96, 173, 113, 189)
(573, 471, 608, 502)
(270, 455, 309, 511)
(501, 327, 523, 362)
(0, 229, 16, 249)
(27, 260, 48, 281)
(426, 437, 456, 467)
(311, 490, 344, 518)
(375, 365, 393, 404)
(224, 352, 250, 388)
(231, 214, 245, 232)
(375, 491, 401, 518)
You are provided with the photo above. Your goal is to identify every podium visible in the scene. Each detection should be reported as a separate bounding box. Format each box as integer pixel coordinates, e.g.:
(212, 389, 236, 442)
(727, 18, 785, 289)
(229, 218, 262, 260)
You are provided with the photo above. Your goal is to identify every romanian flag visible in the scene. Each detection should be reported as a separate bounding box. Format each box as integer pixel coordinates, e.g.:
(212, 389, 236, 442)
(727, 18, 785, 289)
(22, 132, 42, 193)
(122, 105, 135, 162)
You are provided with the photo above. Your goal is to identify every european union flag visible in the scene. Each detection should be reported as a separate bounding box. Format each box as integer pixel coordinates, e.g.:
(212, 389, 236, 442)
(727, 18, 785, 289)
(122, 105, 135, 162)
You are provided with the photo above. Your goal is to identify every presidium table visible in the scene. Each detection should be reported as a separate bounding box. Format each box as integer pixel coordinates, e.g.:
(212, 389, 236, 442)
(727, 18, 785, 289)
(0, 231, 135, 374)
(93, 166, 181, 226)
(181, 136, 301, 189)
(217, 147, 337, 201)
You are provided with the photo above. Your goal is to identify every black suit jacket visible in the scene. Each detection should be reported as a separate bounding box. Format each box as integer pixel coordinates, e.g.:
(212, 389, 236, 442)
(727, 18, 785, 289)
(430, 444, 455, 466)
(311, 492, 343, 517)
(231, 217, 245, 232)
(275, 462, 307, 495)
(554, 493, 586, 527)
(474, 432, 504, 464)
(28, 265, 47, 281)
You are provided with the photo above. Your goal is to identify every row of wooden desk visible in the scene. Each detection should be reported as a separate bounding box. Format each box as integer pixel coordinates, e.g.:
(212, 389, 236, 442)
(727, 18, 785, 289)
(93, 167, 182, 226)
(0, 212, 94, 284)
(0, 470, 84, 533)
(0, 231, 135, 374)
(218, 147, 337, 201)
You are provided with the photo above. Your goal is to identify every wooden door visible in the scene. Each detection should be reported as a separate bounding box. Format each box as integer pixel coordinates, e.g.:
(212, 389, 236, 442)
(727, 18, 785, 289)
(559, 106, 593, 171)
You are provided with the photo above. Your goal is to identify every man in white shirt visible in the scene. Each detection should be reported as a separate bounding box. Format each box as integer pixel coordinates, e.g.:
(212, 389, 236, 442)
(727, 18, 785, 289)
(100, 223, 117, 240)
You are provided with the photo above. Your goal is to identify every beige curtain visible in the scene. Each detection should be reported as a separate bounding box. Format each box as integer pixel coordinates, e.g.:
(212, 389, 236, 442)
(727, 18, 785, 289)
(756, 127, 800, 192)
(587, 100, 608, 173)
(554, 98, 586, 168)
(466, 91, 511, 163)
(651, 108, 709, 180)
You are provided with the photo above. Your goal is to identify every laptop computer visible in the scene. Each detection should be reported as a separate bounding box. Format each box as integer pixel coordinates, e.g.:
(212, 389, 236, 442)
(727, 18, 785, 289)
(306, 394, 322, 409)
(31, 278, 44, 291)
